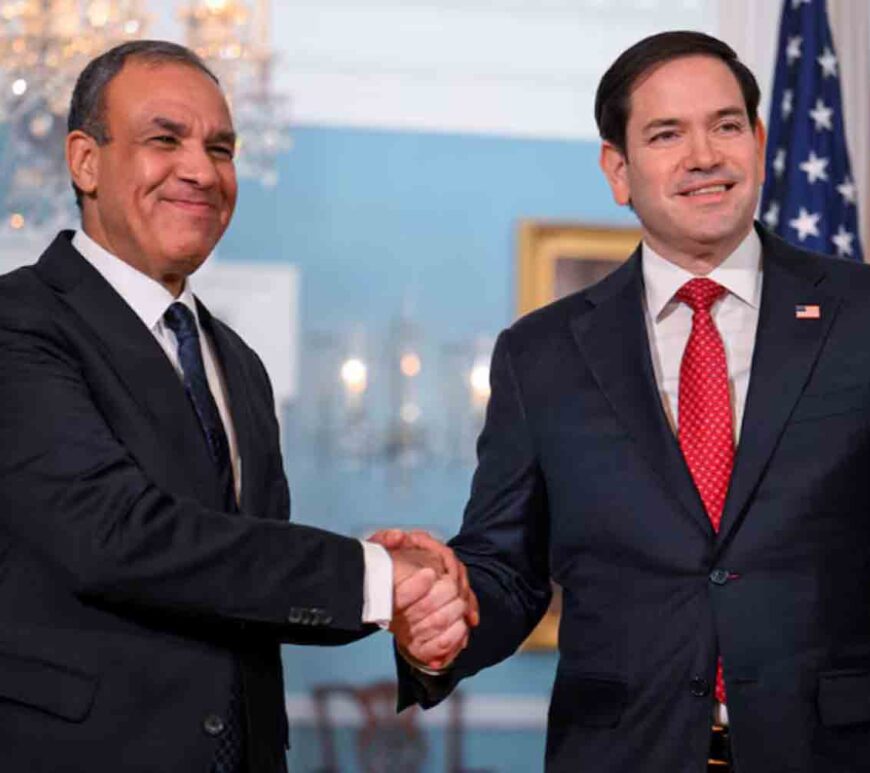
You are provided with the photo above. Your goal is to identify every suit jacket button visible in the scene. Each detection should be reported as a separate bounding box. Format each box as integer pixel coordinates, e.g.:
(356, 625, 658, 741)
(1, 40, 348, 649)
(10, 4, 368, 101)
(321, 613, 333, 626)
(689, 677, 710, 697)
(203, 714, 225, 736)
(288, 608, 302, 623)
(709, 568, 730, 585)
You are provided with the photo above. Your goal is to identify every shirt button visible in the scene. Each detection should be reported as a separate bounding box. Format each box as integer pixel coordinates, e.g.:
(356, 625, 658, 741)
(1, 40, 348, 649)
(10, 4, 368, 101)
(709, 568, 730, 585)
(690, 677, 710, 697)
(203, 714, 225, 736)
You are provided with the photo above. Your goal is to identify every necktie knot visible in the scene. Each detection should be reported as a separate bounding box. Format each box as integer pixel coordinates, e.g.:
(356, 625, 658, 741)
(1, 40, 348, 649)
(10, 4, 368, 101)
(163, 302, 199, 343)
(675, 277, 727, 314)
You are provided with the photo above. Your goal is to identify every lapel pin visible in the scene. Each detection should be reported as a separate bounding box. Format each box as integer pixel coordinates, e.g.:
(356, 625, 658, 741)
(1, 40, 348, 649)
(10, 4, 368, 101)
(795, 304, 821, 319)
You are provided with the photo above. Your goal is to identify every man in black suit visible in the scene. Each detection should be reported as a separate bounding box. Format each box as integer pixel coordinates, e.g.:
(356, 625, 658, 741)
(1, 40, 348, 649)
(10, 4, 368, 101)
(392, 30, 870, 772)
(0, 41, 474, 772)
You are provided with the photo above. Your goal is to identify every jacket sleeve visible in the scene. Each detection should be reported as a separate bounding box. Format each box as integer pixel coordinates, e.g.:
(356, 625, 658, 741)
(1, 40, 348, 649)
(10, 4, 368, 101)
(398, 328, 552, 709)
(0, 299, 368, 640)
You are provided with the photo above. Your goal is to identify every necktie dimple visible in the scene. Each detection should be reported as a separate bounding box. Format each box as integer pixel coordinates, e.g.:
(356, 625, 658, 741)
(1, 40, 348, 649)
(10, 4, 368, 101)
(675, 277, 733, 706)
(162, 302, 245, 773)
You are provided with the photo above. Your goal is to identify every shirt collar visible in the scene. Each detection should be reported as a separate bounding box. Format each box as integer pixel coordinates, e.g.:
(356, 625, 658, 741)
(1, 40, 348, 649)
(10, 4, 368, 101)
(72, 229, 200, 331)
(641, 228, 762, 322)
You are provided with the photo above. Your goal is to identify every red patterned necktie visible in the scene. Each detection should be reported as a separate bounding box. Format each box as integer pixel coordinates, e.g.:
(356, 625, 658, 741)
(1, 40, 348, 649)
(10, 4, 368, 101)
(676, 277, 733, 705)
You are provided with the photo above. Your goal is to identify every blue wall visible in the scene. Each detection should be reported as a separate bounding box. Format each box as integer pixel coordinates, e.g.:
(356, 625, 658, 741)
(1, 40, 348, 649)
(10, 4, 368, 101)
(221, 125, 636, 336)
(221, 125, 637, 771)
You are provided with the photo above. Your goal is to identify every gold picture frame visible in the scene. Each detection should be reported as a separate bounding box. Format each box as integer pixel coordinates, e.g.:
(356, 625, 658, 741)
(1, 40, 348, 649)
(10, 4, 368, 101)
(517, 221, 642, 317)
(517, 220, 641, 651)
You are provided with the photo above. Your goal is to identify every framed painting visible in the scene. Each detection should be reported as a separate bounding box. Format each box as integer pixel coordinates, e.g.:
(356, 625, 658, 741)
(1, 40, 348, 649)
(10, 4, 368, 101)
(516, 221, 642, 318)
(516, 220, 641, 651)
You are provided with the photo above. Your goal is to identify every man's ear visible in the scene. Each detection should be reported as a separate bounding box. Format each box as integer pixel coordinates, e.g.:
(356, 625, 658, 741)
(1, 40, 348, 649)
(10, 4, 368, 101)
(599, 141, 631, 207)
(754, 117, 767, 186)
(66, 130, 100, 198)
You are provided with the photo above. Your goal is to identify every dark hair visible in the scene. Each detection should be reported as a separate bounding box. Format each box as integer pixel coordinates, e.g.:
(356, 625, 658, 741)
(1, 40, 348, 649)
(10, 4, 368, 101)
(67, 40, 220, 209)
(594, 30, 760, 156)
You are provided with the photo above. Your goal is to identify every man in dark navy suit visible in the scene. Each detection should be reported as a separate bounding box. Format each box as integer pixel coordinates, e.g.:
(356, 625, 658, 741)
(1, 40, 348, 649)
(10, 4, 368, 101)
(392, 30, 870, 773)
(0, 40, 474, 773)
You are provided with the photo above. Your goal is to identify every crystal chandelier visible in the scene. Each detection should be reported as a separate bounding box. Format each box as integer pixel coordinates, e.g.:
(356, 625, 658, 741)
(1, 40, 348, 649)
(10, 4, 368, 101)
(0, 0, 147, 230)
(180, 0, 291, 187)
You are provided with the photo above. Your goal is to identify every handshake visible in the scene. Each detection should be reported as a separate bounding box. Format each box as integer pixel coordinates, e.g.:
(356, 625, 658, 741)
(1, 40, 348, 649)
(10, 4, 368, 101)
(369, 529, 479, 672)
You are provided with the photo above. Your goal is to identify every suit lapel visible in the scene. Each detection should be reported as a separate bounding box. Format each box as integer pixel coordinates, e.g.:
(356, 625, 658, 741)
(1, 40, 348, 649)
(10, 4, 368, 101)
(717, 232, 840, 549)
(570, 250, 711, 535)
(35, 232, 224, 506)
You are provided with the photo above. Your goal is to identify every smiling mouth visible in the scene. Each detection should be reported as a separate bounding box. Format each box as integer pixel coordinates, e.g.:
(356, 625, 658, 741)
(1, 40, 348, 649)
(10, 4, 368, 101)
(163, 199, 219, 217)
(680, 183, 734, 197)
(166, 199, 214, 207)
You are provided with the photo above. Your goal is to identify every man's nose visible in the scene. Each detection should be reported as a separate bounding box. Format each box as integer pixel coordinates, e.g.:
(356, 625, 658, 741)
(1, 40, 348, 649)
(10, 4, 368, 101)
(175, 144, 220, 187)
(684, 131, 722, 170)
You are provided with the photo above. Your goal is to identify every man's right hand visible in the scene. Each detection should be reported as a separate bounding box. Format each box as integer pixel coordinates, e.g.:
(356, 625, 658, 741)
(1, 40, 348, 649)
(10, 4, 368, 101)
(371, 530, 478, 671)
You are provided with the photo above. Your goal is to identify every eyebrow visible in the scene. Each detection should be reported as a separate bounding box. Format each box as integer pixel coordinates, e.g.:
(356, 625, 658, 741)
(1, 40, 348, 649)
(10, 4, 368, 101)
(640, 106, 747, 135)
(146, 116, 237, 146)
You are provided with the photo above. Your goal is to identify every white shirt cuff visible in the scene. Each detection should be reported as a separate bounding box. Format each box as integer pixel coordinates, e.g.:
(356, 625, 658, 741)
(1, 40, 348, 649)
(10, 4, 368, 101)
(360, 540, 393, 627)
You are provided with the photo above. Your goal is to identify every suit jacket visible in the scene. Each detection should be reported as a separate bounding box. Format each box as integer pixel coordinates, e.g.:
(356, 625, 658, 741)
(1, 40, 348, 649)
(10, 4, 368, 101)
(0, 232, 372, 773)
(399, 226, 870, 772)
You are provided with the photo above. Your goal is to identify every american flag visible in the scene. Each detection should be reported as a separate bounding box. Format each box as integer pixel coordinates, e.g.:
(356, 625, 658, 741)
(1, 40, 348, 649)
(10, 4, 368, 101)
(760, 0, 863, 262)
(795, 304, 821, 319)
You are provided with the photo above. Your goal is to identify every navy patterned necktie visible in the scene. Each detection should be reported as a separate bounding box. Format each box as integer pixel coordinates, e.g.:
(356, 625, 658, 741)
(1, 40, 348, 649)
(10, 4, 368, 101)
(163, 302, 236, 512)
(162, 302, 245, 773)
(163, 303, 231, 475)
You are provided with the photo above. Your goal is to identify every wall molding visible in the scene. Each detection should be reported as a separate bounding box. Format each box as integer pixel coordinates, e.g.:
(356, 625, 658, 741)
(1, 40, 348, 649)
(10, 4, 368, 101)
(286, 693, 549, 729)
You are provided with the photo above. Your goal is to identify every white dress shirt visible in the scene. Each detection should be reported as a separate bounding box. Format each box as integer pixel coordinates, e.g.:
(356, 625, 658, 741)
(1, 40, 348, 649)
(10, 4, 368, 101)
(72, 230, 392, 624)
(642, 229, 763, 443)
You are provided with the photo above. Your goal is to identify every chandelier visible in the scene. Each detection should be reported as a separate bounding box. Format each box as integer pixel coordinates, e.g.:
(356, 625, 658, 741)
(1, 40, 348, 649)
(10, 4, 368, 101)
(180, 0, 291, 187)
(0, 0, 290, 232)
(0, 1, 147, 230)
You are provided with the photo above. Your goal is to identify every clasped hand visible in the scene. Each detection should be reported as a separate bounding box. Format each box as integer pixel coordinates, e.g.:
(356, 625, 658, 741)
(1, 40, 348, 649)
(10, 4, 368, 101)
(369, 529, 479, 671)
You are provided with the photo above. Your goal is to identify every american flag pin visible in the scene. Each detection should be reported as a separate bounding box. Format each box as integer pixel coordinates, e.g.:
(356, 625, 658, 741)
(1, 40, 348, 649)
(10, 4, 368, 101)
(795, 304, 821, 319)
